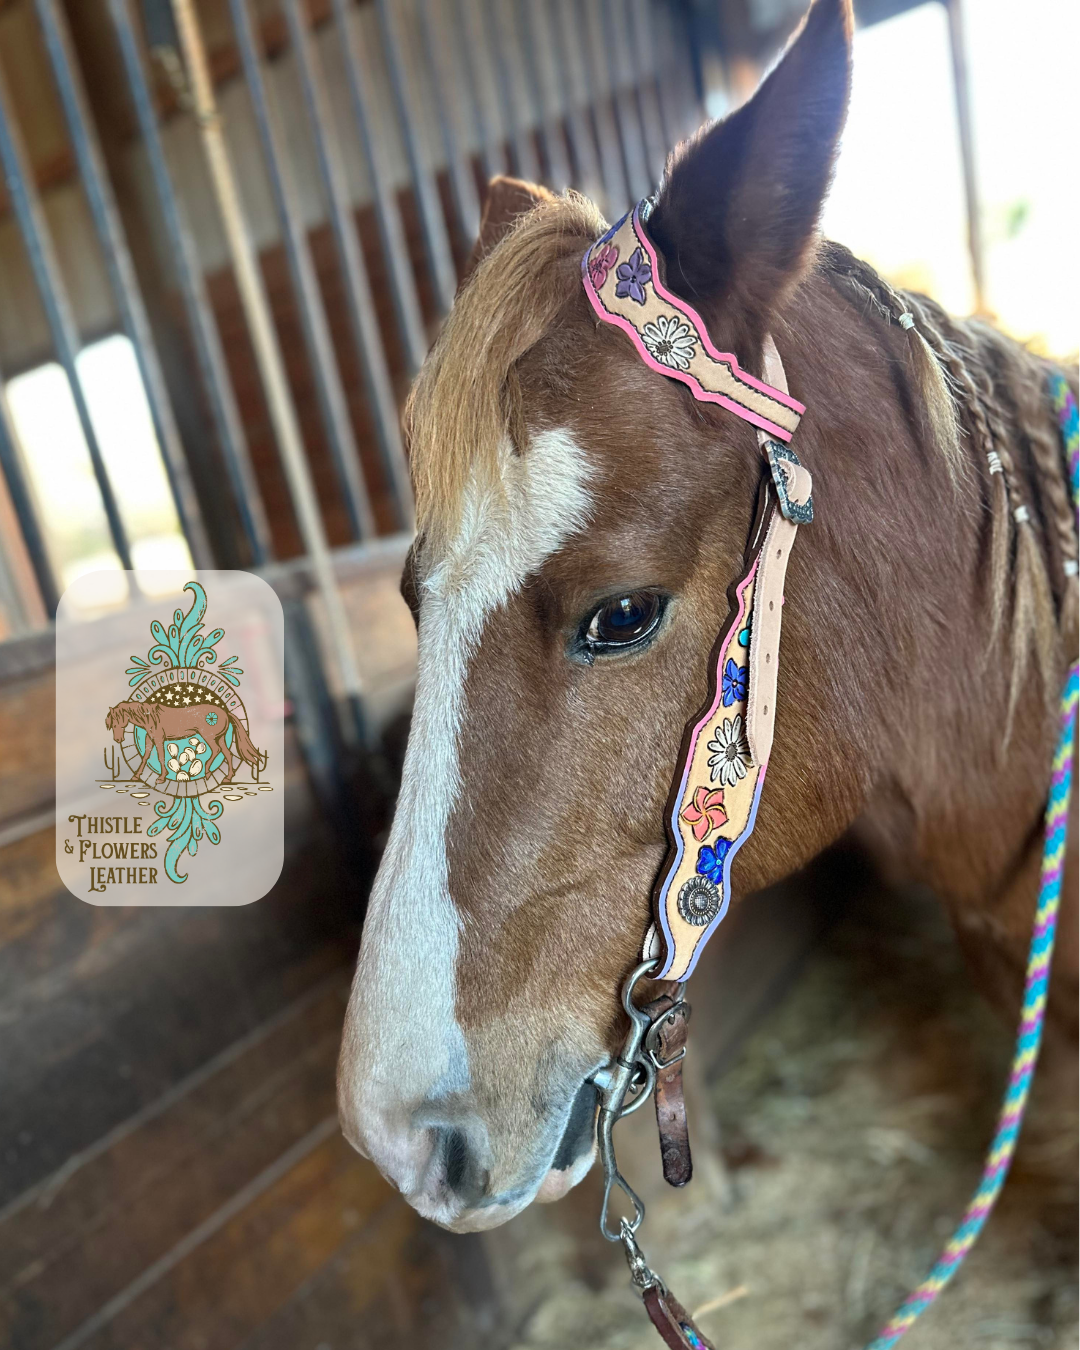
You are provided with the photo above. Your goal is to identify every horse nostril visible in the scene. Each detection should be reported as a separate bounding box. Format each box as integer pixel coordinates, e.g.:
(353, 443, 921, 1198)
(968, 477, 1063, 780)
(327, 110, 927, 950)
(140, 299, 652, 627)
(442, 1127, 470, 1192)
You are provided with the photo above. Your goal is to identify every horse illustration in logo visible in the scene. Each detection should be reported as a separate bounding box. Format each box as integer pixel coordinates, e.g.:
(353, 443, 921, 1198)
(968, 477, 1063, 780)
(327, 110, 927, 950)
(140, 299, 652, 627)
(106, 698, 265, 786)
(101, 580, 271, 883)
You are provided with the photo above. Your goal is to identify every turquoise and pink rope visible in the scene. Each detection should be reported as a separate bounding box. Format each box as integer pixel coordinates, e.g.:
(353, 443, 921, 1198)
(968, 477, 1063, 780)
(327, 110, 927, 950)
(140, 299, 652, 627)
(867, 375, 1079, 1348)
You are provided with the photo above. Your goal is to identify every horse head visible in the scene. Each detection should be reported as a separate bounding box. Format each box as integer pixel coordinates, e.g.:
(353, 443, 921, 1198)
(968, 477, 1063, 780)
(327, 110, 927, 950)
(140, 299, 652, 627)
(105, 703, 128, 742)
(339, 0, 960, 1231)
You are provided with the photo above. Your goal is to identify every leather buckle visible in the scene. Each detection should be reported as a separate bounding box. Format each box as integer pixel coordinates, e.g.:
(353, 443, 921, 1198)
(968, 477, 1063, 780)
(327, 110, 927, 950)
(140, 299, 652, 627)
(765, 441, 813, 524)
(644, 1001, 689, 1071)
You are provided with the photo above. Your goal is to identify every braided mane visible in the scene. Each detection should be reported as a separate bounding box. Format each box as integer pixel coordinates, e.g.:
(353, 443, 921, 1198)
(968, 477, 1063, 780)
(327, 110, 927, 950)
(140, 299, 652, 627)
(822, 242, 1078, 737)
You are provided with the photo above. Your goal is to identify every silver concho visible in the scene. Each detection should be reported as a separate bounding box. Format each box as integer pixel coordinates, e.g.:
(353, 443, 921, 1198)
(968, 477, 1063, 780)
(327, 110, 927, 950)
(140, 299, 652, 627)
(677, 875, 720, 927)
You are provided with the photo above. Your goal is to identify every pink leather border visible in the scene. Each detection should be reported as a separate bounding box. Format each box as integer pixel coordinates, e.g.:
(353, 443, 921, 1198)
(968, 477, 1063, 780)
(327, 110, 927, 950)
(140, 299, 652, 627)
(581, 204, 804, 442)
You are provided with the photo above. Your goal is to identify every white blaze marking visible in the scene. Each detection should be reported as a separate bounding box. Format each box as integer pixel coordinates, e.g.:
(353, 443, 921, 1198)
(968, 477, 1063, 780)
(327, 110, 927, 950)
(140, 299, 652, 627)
(340, 429, 593, 1199)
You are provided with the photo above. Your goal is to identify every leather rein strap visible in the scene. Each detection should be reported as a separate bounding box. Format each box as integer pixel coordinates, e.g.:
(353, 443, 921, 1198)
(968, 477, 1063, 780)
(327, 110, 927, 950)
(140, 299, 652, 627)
(583, 202, 813, 984)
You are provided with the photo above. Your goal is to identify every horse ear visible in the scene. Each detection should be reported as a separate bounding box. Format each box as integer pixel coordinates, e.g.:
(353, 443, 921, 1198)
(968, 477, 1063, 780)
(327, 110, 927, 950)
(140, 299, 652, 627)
(462, 177, 554, 282)
(647, 0, 852, 321)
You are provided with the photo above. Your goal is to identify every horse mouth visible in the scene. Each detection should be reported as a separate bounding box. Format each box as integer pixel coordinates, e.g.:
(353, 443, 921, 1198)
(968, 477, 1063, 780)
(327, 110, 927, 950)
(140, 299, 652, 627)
(419, 1078, 600, 1232)
(548, 1077, 600, 1176)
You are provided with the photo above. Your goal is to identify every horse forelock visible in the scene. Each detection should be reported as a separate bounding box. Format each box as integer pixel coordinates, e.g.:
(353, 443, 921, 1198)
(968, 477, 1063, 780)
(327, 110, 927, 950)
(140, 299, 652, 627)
(405, 192, 604, 555)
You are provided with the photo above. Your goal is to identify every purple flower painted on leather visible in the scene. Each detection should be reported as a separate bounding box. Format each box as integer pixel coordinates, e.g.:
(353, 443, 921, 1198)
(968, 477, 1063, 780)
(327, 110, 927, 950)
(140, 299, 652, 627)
(721, 657, 748, 707)
(696, 837, 731, 885)
(615, 247, 651, 304)
(587, 243, 619, 290)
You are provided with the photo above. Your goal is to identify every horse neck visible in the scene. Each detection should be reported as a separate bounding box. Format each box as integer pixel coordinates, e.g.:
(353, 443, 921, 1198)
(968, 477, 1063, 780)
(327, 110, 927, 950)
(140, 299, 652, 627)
(773, 276, 1064, 900)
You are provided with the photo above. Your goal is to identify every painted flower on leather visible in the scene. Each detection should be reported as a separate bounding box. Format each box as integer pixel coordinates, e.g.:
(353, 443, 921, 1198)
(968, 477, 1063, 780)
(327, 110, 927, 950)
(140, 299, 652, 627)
(721, 657, 748, 707)
(614, 247, 652, 304)
(641, 315, 697, 371)
(680, 785, 727, 842)
(707, 714, 751, 787)
(587, 243, 619, 290)
(696, 836, 732, 885)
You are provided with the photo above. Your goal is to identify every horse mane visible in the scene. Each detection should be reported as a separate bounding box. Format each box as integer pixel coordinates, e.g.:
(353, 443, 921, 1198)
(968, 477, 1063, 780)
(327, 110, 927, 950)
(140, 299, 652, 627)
(405, 192, 604, 549)
(107, 700, 158, 731)
(821, 241, 1078, 731)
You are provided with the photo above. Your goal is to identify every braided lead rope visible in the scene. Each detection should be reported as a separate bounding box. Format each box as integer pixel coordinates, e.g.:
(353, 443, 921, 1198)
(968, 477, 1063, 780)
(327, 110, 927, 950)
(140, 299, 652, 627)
(1048, 373, 1079, 505)
(867, 665, 1077, 1348)
(869, 378, 1080, 1348)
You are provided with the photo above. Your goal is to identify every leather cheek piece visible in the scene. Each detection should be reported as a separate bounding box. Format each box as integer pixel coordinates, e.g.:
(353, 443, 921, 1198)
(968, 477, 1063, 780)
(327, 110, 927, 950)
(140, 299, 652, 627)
(745, 508, 798, 766)
(643, 994, 692, 1188)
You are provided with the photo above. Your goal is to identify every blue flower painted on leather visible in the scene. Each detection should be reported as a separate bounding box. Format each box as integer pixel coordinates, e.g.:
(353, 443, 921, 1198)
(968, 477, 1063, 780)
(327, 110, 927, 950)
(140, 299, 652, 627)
(696, 837, 731, 885)
(721, 658, 748, 707)
(615, 247, 651, 304)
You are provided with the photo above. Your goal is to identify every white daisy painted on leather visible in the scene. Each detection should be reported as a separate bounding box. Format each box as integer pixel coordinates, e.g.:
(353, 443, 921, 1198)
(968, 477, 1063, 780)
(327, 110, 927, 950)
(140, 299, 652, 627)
(707, 714, 752, 787)
(641, 315, 697, 371)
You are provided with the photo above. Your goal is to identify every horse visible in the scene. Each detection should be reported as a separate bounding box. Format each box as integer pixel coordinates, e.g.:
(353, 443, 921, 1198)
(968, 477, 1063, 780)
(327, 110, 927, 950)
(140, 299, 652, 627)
(105, 699, 265, 786)
(337, 0, 1078, 1241)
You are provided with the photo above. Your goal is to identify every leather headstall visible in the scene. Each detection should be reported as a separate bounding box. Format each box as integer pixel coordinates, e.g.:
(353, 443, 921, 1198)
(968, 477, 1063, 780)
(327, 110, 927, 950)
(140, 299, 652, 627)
(582, 200, 813, 984)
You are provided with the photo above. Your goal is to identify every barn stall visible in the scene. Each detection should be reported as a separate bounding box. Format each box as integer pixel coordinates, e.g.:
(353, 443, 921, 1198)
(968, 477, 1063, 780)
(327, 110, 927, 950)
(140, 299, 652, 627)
(0, 1, 1073, 1348)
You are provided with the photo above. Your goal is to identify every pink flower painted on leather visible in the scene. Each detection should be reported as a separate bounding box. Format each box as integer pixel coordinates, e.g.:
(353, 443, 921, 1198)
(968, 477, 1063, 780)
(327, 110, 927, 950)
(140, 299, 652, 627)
(680, 786, 728, 842)
(587, 243, 619, 290)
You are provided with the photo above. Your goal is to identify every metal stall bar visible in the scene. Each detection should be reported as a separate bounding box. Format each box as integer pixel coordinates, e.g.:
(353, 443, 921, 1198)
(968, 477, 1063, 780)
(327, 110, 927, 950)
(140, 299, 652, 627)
(544, 0, 603, 202)
(169, 0, 365, 734)
(0, 64, 134, 574)
(0, 380, 58, 616)
(602, 0, 653, 202)
(648, 0, 687, 152)
(416, 0, 481, 245)
(659, 3, 703, 143)
(280, 0, 414, 529)
(110, 0, 272, 565)
(513, 0, 571, 191)
(229, 0, 376, 541)
(33, 0, 213, 570)
(0, 417, 45, 634)
(628, 0, 670, 185)
(449, 0, 505, 185)
(374, 0, 458, 315)
(945, 0, 987, 314)
(482, 0, 540, 183)
(330, 0, 428, 375)
(575, 0, 631, 214)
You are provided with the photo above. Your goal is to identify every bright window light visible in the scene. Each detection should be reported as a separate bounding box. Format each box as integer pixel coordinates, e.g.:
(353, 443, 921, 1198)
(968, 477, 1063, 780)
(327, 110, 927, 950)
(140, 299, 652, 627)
(7, 333, 192, 596)
(823, 4, 972, 315)
(823, 0, 1078, 355)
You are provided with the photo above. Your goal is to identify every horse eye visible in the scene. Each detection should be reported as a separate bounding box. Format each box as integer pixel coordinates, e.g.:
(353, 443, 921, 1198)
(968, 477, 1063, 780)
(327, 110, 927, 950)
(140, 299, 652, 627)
(583, 591, 664, 651)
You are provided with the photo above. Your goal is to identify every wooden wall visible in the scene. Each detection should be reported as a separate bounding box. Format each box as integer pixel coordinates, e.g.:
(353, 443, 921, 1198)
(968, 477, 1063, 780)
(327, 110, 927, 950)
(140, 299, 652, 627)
(0, 541, 510, 1350)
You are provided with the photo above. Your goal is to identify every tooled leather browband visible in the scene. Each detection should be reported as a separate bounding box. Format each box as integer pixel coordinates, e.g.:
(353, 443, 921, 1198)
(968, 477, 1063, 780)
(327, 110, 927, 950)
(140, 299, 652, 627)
(581, 202, 804, 441)
(582, 202, 814, 982)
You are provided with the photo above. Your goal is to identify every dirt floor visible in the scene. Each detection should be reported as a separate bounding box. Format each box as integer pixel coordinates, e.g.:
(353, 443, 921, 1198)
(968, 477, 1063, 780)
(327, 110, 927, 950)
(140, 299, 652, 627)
(493, 886, 1078, 1350)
